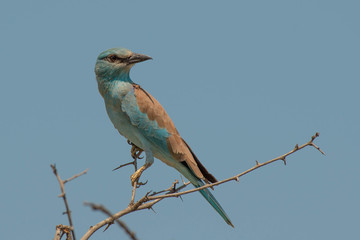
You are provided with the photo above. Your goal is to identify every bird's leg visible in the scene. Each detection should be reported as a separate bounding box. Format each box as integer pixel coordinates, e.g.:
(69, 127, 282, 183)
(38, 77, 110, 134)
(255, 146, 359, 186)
(130, 149, 153, 186)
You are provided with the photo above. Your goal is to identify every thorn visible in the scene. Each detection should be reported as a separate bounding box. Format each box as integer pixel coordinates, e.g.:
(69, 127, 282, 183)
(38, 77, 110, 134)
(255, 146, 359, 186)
(112, 161, 135, 171)
(282, 157, 287, 165)
(103, 222, 113, 232)
(179, 196, 183, 202)
(150, 207, 156, 213)
(180, 175, 186, 185)
(235, 176, 239, 182)
(149, 190, 159, 197)
(311, 143, 326, 155)
(294, 144, 299, 150)
(255, 160, 260, 165)
(145, 191, 152, 199)
(112, 166, 120, 171)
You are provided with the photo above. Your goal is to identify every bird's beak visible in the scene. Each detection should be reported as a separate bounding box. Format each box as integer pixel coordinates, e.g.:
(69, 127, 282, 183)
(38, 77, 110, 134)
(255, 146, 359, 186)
(128, 53, 152, 64)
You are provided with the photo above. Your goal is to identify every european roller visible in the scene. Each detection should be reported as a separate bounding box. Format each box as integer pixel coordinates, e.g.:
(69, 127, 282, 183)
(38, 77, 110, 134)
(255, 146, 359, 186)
(95, 47, 233, 227)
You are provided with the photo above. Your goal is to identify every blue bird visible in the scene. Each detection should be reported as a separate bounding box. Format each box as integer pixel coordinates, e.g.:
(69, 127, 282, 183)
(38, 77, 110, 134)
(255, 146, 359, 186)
(95, 47, 233, 227)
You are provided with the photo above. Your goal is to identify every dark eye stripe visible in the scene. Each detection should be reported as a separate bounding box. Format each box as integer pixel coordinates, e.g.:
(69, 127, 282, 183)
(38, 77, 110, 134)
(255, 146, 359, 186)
(106, 55, 129, 63)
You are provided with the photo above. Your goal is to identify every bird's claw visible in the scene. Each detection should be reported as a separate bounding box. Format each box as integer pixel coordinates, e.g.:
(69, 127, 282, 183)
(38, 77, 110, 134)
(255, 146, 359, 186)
(131, 146, 143, 160)
(128, 140, 144, 160)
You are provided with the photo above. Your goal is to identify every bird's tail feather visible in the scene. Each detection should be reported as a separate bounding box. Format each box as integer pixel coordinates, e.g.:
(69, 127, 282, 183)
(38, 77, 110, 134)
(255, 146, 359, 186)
(175, 162, 233, 227)
(197, 182, 234, 228)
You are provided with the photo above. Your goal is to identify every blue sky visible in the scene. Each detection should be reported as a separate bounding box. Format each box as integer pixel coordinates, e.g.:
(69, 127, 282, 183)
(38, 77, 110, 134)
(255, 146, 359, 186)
(1, 0, 359, 239)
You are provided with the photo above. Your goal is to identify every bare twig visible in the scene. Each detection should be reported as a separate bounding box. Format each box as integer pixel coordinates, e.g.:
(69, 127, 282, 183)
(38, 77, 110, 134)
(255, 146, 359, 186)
(63, 169, 88, 184)
(119, 140, 150, 205)
(129, 180, 138, 206)
(150, 179, 179, 196)
(52, 165, 88, 240)
(130, 145, 140, 205)
(81, 133, 323, 239)
(148, 132, 324, 200)
(84, 203, 138, 240)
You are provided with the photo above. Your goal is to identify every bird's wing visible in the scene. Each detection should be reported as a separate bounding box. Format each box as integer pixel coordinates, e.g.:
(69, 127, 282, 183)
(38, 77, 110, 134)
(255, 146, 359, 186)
(121, 84, 216, 182)
(121, 84, 176, 141)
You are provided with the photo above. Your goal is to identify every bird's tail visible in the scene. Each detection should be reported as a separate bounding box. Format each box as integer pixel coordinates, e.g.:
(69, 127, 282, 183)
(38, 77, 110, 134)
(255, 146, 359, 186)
(195, 181, 234, 228)
(175, 161, 233, 227)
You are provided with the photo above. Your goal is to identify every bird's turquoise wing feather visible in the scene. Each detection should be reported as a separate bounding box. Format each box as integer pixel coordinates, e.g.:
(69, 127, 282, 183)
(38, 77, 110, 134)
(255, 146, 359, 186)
(121, 87, 169, 140)
(120, 85, 171, 151)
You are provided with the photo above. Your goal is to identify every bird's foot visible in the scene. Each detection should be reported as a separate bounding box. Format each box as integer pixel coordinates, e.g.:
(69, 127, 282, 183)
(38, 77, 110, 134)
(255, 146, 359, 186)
(130, 165, 146, 186)
(131, 145, 143, 160)
(128, 140, 144, 160)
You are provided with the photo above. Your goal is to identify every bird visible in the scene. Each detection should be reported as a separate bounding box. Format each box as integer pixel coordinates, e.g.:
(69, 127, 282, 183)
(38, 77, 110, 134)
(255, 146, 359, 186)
(95, 47, 233, 227)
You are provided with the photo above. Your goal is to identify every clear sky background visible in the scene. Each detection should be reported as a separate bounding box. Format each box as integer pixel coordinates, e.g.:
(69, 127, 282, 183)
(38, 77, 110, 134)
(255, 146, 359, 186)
(1, 0, 359, 239)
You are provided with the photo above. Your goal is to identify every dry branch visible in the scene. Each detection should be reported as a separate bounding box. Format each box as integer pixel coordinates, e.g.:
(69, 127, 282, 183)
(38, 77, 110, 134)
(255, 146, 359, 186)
(80, 132, 323, 239)
(84, 203, 138, 240)
(148, 132, 324, 200)
(51, 165, 88, 240)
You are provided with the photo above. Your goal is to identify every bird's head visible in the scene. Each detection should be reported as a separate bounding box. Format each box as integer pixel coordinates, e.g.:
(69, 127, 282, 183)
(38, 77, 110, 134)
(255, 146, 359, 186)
(95, 47, 152, 82)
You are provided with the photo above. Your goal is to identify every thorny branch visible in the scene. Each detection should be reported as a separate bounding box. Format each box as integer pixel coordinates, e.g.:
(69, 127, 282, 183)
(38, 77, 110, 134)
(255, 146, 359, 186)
(147, 132, 325, 200)
(80, 132, 324, 239)
(84, 203, 138, 240)
(51, 165, 88, 240)
(81, 181, 189, 240)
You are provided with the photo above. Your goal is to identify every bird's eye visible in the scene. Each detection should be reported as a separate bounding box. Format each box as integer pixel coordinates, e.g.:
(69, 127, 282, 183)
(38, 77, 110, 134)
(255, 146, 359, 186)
(107, 55, 118, 62)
